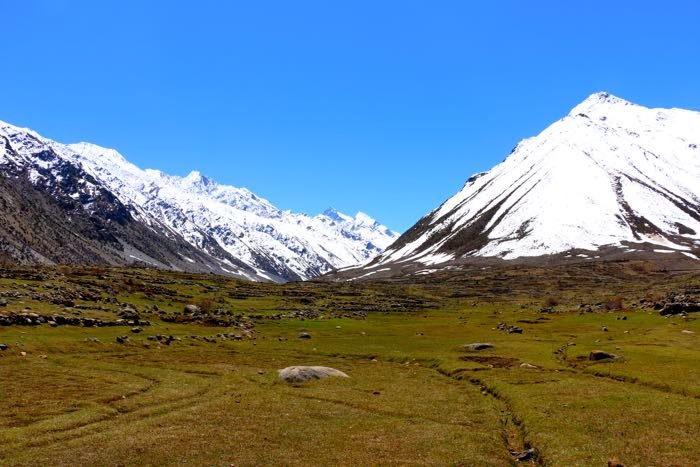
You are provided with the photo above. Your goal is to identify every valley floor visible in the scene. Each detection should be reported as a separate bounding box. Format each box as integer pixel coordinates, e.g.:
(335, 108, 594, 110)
(0, 263, 698, 466)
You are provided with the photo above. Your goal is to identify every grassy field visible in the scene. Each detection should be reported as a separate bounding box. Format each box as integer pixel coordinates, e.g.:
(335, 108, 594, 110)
(0, 262, 698, 466)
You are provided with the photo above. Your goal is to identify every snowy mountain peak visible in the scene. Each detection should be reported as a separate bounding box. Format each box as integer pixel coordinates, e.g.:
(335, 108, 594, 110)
(181, 170, 216, 191)
(322, 207, 352, 222)
(359, 94, 700, 273)
(68, 142, 129, 165)
(569, 91, 634, 117)
(354, 211, 378, 226)
(0, 120, 399, 281)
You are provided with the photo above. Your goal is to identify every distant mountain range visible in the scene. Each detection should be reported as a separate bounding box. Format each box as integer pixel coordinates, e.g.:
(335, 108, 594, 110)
(3, 92, 699, 282)
(0, 121, 398, 281)
(340, 92, 700, 279)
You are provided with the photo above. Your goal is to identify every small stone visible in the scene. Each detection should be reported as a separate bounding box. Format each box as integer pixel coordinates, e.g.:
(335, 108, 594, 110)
(681, 329, 695, 334)
(0, 343, 8, 351)
(601, 326, 609, 332)
(48, 321, 58, 327)
(589, 350, 621, 361)
(20, 351, 27, 356)
(462, 343, 494, 351)
(184, 304, 201, 314)
(116, 335, 129, 344)
(297, 332, 312, 339)
(131, 327, 143, 333)
(520, 362, 538, 369)
(607, 458, 625, 467)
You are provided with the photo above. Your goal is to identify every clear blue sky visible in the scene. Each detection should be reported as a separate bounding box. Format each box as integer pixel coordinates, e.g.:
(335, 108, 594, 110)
(2, 1, 699, 232)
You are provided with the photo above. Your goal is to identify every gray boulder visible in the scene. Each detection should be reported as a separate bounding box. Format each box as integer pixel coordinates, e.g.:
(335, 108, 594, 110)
(278, 366, 349, 383)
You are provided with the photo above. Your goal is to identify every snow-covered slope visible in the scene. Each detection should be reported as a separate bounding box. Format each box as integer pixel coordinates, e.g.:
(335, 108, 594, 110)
(0, 120, 397, 281)
(364, 92, 700, 271)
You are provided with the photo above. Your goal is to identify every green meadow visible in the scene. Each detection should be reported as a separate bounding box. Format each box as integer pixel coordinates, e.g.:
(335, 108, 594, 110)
(0, 263, 698, 466)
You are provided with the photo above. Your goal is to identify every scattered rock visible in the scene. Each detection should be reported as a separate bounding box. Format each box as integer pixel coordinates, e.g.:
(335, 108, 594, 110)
(589, 350, 621, 361)
(84, 337, 100, 343)
(184, 304, 201, 314)
(20, 351, 27, 356)
(116, 335, 129, 344)
(681, 329, 695, 334)
(277, 366, 349, 383)
(512, 448, 537, 462)
(608, 458, 625, 467)
(462, 343, 494, 351)
(118, 306, 140, 320)
(659, 299, 700, 316)
(496, 322, 523, 334)
(0, 343, 7, 351)
(520, 362, 538, 369)
(131, 327, 143, 334)
(601, 326, 609, 332)
(297, 332, 312, 339)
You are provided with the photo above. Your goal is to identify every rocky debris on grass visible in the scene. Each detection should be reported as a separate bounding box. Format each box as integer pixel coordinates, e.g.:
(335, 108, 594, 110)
(147, 334, 178, 345)
(681, 329, 695, 334)
(650, 290, 700, 315)
(116, 335, 129, 344)
(462, 343, 494, 351)
(131, 327, 143, 333)
(589, 350, 622, 361)
(660, 302, 700, 315)
(297, 331, 312, 339)
(496, 322, 523, 334)
(278, 366, 349, 383)
(601, 326, 609, 332)
(0, 312, 150, 328)
(520, 362, 538, 369)
(84, 337, 100, 343)
(0, 343, 8, 351)
(160, 306, 247, 328)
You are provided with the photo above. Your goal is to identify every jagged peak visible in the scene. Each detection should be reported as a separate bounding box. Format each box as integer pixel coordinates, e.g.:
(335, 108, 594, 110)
(322, 207, 352, 222)
(67, 141, 128, 164)
(569, 91, 635, 117)
(354, 211, 377, 225)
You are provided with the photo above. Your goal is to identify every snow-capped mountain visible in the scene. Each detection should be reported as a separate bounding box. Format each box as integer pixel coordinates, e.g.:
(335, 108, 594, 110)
(350, 92, 700, 276)
(0, 120, 398, 281)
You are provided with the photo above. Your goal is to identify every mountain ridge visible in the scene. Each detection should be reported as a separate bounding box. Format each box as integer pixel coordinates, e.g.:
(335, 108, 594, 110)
(0, 120, 398, 281)
(338, 92, 700, 279)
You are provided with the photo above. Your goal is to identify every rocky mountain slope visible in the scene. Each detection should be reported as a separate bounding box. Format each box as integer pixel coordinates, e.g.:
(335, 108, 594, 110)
(0, 121, 397, 281)
(343, 92, 700, 278)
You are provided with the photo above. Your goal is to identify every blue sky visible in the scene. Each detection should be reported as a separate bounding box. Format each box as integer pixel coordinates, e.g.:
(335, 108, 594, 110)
(2, 1, 699, 232)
